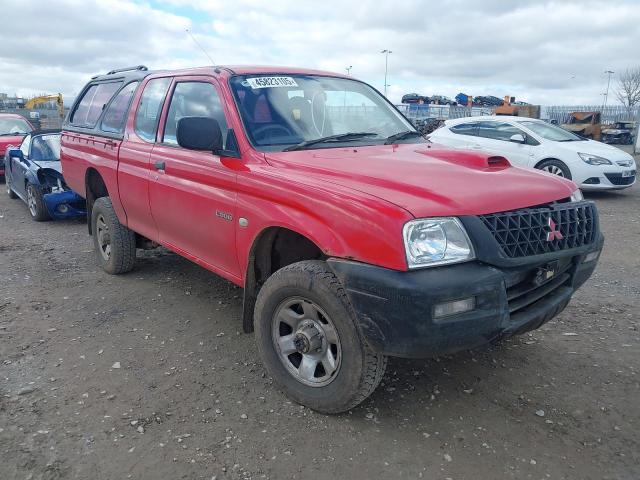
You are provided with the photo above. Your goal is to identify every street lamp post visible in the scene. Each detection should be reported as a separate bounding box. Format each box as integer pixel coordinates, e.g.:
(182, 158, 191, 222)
(381, 49, 392, 97)
(346, 65, 353, 76)
(603, 70, 614, 110)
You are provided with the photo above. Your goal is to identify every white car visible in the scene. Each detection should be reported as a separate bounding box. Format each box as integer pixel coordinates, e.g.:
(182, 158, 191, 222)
(428, 116, 637, 190)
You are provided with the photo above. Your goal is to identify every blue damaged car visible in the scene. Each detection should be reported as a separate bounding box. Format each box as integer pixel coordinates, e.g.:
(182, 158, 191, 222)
(4, 129, 85, 221)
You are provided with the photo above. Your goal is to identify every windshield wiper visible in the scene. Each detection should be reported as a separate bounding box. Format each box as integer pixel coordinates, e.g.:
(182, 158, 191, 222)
(384, 130, 423, 144)
(283, 132, 379, 151)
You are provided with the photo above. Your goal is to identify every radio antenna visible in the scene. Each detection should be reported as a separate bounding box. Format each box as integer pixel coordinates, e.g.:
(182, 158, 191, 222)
(185, 28, 215, 65)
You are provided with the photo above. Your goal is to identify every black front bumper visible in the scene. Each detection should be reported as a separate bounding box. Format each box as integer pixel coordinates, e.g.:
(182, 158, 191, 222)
(328, 236, 603, 358)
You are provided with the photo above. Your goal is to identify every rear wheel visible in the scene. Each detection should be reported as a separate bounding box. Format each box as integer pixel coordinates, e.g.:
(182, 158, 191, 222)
(536, 159, 572, 180)
(254, 260, 387, 414)
(91, 197, 136, 274)
(26, 184, 50, 221)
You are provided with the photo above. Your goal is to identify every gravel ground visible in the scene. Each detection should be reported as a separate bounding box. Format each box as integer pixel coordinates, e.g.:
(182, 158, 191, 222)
(1, 157, 639, 480)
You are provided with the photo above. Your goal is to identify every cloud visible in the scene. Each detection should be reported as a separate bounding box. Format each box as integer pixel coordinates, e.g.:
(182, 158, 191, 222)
(0, 0, 638, 105)
(0, 0, 192, 99)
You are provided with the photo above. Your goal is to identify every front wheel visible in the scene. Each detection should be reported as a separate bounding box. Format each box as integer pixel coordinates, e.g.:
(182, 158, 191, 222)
(26, 184, 50, 221)
(254, 260, 387, 414)
(91, 197, 136, 274)
(536, 159, 572, 180)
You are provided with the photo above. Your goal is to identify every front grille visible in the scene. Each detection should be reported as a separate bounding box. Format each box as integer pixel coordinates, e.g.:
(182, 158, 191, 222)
(479, 202, 596, 258)
(605, 171, 636, 186)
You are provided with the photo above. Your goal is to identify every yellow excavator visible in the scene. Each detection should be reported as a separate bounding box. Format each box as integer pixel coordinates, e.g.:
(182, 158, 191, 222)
(24, 93, 64, 119)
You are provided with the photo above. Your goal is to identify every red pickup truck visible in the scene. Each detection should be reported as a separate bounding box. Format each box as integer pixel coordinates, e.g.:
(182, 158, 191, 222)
(61, 65, 603, 413)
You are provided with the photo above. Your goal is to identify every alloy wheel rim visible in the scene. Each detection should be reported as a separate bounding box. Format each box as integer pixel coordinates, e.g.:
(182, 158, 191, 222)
(27, 186, 37, 216)
(543, 165, 565, 177)
(96, 214, 111, 261)
(272, 296, 341, 387)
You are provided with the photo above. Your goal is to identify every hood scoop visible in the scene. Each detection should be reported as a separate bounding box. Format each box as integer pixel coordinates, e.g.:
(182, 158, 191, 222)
(418, 148, 511, 170)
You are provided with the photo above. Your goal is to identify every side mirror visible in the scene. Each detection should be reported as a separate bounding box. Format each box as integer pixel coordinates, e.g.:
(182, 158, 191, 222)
(8, 148, 24, 162)
(176, 117, 223, 152)
(509, 133, 526, 144)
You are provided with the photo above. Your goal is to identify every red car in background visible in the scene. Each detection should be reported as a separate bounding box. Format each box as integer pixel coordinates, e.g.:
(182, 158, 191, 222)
(0, 113, 34, 178)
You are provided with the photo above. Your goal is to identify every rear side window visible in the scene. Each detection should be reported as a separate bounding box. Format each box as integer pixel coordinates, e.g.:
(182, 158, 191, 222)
(71, 82, 122, 127)
(100, 82, 139, 134)
(450, 122, 478, 136)
(134, 78, 171, 142)
(162, 81, 228, 146)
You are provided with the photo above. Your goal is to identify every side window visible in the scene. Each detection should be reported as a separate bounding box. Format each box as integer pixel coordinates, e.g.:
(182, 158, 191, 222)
(162, 81, 228, 146)
(450, 122, 478, 136)
(134, 78, 171, 142)
(478, 122, 525, 142)
(100, 82, 139, 134)
(20, 135, 32, 156)
(526, 135, 540, 146)
(70, 82, 122, 127)
(70, 85, 98, 126)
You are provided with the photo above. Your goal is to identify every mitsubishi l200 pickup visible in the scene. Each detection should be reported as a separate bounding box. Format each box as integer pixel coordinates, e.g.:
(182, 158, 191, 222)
(61, 65, 603, 413)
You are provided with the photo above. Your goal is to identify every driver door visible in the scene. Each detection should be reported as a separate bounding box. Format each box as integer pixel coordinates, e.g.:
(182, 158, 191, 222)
(148, 76, 240, 279)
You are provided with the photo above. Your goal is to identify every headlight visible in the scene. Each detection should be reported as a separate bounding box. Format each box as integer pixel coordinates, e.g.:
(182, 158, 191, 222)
(570, 189, 583, 202)
(403, 217, 475, 269)
(578, 153, 612, 165)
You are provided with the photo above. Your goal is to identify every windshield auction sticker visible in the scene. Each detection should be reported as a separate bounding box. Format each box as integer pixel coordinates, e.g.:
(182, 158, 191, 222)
(246, 77, 299, 89)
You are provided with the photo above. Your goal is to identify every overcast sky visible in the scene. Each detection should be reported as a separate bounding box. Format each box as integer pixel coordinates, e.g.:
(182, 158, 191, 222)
(1, 0, 638, 105)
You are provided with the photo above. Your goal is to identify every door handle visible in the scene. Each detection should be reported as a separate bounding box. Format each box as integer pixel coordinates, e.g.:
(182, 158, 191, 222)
(471, 144, 483, 150)
(154, 161, 166, 170)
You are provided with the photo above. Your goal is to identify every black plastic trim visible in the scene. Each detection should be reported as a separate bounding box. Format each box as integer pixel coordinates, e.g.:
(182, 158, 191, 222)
(327, 235, 602, 358)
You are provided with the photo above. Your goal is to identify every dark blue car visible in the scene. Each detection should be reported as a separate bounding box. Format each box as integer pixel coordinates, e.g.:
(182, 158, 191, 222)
(4, 129, 85, 221)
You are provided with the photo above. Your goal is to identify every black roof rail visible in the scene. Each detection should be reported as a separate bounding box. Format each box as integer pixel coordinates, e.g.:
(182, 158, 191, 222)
(106, 65, 148, 75)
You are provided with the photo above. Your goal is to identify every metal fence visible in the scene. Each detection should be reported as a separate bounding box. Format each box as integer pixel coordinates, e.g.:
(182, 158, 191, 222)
(395, 102, 640, 125)
(395, 104, 495, 120)
(543, 105, 640, 125)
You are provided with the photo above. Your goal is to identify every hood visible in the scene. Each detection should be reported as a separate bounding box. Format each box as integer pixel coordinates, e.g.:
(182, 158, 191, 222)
(264, 143, 576, 218)
(33, 160, 63, 174)
(554, 138, 635, 161)
(0, 135, 25, 155)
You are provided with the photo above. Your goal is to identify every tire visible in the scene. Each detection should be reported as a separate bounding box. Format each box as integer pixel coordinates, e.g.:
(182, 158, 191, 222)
(6, 177, 18, 199)
(91, 197, 136, 274)
(254, 260, 387, 414)
(26, 183, 50, 221)
(536, 159, 572, 180)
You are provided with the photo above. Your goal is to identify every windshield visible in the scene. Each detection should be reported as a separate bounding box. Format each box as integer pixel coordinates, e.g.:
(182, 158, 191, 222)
(30, 134, 61, 161)
(230, 74, 416, 151)
(0, 117, 33, 135)
(518, 120, 585, 142)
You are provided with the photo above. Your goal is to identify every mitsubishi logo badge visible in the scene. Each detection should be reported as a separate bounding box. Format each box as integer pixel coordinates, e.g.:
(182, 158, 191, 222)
(546, 217, 563, 241)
